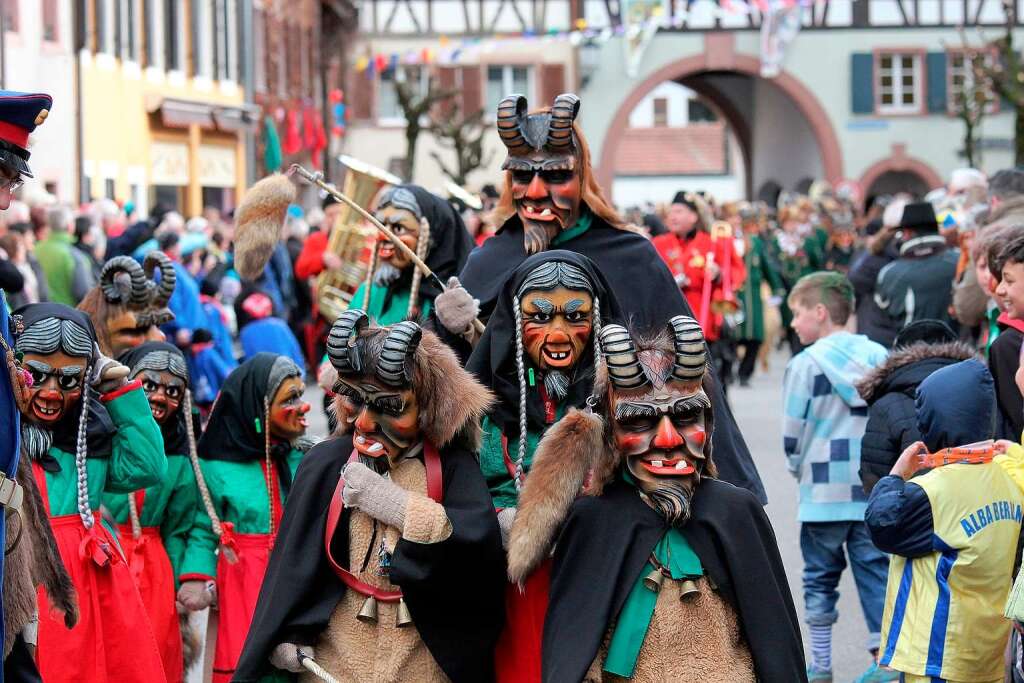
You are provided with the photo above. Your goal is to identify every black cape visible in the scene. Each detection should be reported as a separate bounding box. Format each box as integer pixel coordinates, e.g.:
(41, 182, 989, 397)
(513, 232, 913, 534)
(466, 250, 623, 435)
(13, 303, 115, 461)
(118, 340, 195, 456)
(459, 214, 767, 503)
(233, 435, 506, 683)
(543, 477, 805, 683)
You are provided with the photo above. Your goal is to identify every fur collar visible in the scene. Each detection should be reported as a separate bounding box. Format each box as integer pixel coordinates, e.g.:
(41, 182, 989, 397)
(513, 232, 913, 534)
(856, 341, 976, 402)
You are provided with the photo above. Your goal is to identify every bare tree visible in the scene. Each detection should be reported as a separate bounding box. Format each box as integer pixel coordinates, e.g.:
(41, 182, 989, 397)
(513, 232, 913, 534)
(953, 50, 994, 167)
(429, 105, 494, 186)
(967, 0, 1024, 164)
(396, 73, 458, 180)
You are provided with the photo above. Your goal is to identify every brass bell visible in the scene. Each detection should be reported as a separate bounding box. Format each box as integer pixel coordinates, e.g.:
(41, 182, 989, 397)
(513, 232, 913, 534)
(642, 569, 664, 593)
(396, 598, 413, 628)
(357, 595, 378, 623)
(679, 579, 700, 601)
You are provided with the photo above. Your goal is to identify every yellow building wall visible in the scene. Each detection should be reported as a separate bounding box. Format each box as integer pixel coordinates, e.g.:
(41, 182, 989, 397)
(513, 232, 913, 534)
(80, 56, 248, 217)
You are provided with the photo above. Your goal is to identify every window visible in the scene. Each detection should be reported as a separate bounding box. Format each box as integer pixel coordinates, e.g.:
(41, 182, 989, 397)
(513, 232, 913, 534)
(486, 65, 532, 112)
(104, 178, 116, 200)
(43, 0, 59, 42)
(948, 51, 998, 114)
(3, 0, 18, 32)
(117, 0, 139, 62)
(253, 8, 266, 92)
(144, 0, 163, 69)
(877, 52, 922, 114)
(652, 97, 668, 127)
(378, 66, 427, 122)
(164, 0, 183, 71)
(96, 0, 111, 53)
(213, 0, 236, 82)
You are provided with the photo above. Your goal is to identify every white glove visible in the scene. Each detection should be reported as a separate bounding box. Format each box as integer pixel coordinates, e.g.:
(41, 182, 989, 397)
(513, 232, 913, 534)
(342, 462, 409, 529)
(497, 507, 516, 550)
(270, 643, 314, 673)
(89, 355, 129, 394)
(434, 277, 480, 335)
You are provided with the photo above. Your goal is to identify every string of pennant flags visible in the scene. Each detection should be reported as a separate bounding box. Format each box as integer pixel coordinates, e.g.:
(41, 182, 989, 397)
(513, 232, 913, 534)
(352, 0, 821, 73)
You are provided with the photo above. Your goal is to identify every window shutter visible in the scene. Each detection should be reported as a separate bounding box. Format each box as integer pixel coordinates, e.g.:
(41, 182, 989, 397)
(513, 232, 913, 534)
(850, 52, 874, 114)
(540, 63, 566, 105)
(926, 52, 947, 113)
(350, 71, 373, 121)
(462, 66, 483, 116)
(437, 66, 457, 117)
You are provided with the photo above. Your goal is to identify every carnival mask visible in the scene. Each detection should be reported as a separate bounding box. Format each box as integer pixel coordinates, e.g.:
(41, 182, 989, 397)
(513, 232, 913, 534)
(498, 94, 583, 254)
(599, 317, 712, 526)
(107, 309, 167, 357)
(21, 351, 86, 426)
(337, 376, 420, 464)
(137, 369, 185, 425)
(268, 375, 310, 441)
(374, 205, 421, 272)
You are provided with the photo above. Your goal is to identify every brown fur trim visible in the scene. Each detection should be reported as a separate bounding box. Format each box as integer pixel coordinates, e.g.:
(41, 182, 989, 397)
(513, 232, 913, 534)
(76, 288, 118, 356)
(411, 330, 494, 449)
(234, 174, 295, 279)
(856, 341, 977, 402)
(507, 409, 604, 585)
(180, 613, 203, 673)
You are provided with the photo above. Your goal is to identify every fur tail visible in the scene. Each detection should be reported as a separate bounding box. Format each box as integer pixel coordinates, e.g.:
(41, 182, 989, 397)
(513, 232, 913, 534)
(20, 457, 78, 628)
(180, 613, 203, 674)
(506, 409, 605, 585)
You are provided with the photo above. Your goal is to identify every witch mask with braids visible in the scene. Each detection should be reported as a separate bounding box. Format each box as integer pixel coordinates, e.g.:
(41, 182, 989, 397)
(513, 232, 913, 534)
(77, 251, 176, 357)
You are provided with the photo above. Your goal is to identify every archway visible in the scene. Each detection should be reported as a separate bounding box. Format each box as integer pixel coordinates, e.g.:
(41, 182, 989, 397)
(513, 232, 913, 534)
(859, 146, 943, 200)
(597, 54, 843, 197)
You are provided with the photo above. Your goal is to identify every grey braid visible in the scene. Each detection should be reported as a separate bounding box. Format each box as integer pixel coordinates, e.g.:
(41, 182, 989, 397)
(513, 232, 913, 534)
(406, 218, 431, 319)
(512, 296, 528, 492)
(74, 380, 95, 529)
(182, 391, 229, 542)
(592, 298, 602, 380)
(127, 491, 142, 539)
(263, 398, 275, 538)
(361, 242, 378, 311)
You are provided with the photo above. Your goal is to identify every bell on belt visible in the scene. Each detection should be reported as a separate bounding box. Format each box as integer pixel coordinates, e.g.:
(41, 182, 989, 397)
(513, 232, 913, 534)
(357, 595, 378, 623)
(642, 569, 663, 593)
(679, 579, 700, 601)
(396, 598, 413, 628)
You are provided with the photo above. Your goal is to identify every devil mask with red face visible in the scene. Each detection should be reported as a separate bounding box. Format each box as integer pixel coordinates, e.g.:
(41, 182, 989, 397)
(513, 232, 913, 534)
(497, 94, 583, 255)
(599, 316, 716, 526)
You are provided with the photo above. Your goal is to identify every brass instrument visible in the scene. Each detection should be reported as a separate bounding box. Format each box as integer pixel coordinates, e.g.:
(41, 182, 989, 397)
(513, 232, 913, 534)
(316, 155, 402, 322)
(709, 221, 739, 316)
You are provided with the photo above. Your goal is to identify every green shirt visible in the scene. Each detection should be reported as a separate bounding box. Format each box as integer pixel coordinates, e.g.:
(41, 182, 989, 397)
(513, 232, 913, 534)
(39, 387, 165, 517)
(179, 448, 305, 579)
(34, 232, 78, 306)
(348, 282, 433, 326)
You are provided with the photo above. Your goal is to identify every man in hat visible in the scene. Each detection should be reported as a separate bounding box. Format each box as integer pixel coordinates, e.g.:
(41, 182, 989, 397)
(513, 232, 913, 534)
(434, 92, 766, 503)
(505, 316, 804, 682)
(875, 202, 959, 330)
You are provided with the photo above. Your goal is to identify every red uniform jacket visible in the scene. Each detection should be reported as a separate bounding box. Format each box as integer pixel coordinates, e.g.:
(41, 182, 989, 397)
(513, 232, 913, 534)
(651, 231, 746, 341)
(294, 230, 329, 279)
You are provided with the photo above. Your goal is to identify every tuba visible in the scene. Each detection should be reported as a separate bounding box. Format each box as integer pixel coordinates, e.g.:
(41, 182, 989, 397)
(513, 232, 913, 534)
(316, 155, 402, 322)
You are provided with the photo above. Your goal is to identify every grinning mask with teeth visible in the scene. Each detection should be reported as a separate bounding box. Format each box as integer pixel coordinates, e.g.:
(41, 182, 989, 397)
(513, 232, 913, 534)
(14, 313, 96, 429)
(515, 260, 596, 402)
(497, 94, 583, 254)
(127, 345, 190, 426)
(598, 316, 716, 526)
(373, 187, 424, 273)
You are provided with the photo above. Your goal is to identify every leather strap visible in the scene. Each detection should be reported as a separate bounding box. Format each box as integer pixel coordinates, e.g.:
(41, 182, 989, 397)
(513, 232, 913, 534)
(324, 443, 444, 601)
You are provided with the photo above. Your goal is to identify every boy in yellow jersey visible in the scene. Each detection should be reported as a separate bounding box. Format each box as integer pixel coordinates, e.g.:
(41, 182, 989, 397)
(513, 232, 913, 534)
(866, 358, 1024, 683)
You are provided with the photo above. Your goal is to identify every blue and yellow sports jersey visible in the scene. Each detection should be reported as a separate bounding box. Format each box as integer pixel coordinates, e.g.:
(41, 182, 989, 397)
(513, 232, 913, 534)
(879, 460, 1024, 680)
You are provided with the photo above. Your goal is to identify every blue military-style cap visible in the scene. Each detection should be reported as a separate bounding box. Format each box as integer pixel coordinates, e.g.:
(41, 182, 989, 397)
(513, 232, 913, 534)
(0, 90, 53, 179)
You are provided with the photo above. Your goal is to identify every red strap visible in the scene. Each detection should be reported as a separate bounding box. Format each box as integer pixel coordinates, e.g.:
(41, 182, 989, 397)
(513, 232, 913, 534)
(134, 489, 146, 518)
(323, 444, 444, 601)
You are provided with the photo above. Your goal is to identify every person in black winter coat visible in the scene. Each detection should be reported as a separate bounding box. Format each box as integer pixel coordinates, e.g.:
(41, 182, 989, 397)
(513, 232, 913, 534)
(855, 320, 974, 493)
(848, 219, 899, 348)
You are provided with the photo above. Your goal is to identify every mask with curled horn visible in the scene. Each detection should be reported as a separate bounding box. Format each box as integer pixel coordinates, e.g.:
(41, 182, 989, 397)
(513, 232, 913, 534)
(497, 93, 584, 255)
(81, 252, 178, 357)
(596, 315, 716, 526)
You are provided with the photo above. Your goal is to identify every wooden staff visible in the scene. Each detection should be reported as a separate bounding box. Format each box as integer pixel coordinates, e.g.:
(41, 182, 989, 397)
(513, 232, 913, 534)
(288, 164, 486, 335)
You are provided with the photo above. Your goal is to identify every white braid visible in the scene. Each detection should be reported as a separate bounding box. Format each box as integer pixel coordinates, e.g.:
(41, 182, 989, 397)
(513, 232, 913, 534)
(183, 391, 225, 539)
(512, 297, 528, 492)
(592, 298, 602, 376)
(75, 379, 95, 529)
(361, 245, 378, 311)
(407, 217, 430, 319)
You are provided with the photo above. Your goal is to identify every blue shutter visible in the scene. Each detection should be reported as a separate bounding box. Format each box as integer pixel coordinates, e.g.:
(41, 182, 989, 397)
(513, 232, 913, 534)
(926, 52, 948, 113)
(851, 53, 874, 114)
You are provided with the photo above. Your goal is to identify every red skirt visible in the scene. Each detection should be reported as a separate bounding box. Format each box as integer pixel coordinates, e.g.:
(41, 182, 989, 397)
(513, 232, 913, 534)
(37, 515, 166, 683)
(494, 558, 552, 683)
(212, 532, 273, 683)
(118, 524, 183, 683)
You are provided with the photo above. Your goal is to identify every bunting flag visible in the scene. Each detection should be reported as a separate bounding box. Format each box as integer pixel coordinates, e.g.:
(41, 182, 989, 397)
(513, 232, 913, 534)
(281, 109, 302, 156)
(262, 116, 282, 173)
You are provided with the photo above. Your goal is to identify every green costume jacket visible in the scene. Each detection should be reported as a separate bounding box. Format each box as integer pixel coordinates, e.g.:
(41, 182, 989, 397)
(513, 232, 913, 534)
(34, 232, 78, 306)
(772, 233, 823, 326)
(737, 235, 785, 342)
(102, 452, 204, 587)
(179, 449, 305, 579)
(39, 386, 165, 517)
(348, 282, 433, 327)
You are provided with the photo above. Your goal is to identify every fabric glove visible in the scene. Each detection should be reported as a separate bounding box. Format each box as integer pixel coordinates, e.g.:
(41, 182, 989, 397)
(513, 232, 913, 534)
(497, 507, 516, 550)
(176, 579, 215, 612)
(90, 355, 129, 394)
(342, 461, 409, 530)
(270, 643, 314, 673)
(434, 277, 480, 335)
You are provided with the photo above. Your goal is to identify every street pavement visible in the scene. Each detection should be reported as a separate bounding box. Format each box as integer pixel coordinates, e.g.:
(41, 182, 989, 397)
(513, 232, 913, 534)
(730, 350, 874, 682)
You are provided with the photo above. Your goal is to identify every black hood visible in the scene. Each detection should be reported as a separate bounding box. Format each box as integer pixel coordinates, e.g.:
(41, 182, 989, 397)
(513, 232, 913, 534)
(856, 340, 976, 404)
(466, 250, 622, 435)
(119, 341, 194, 456)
